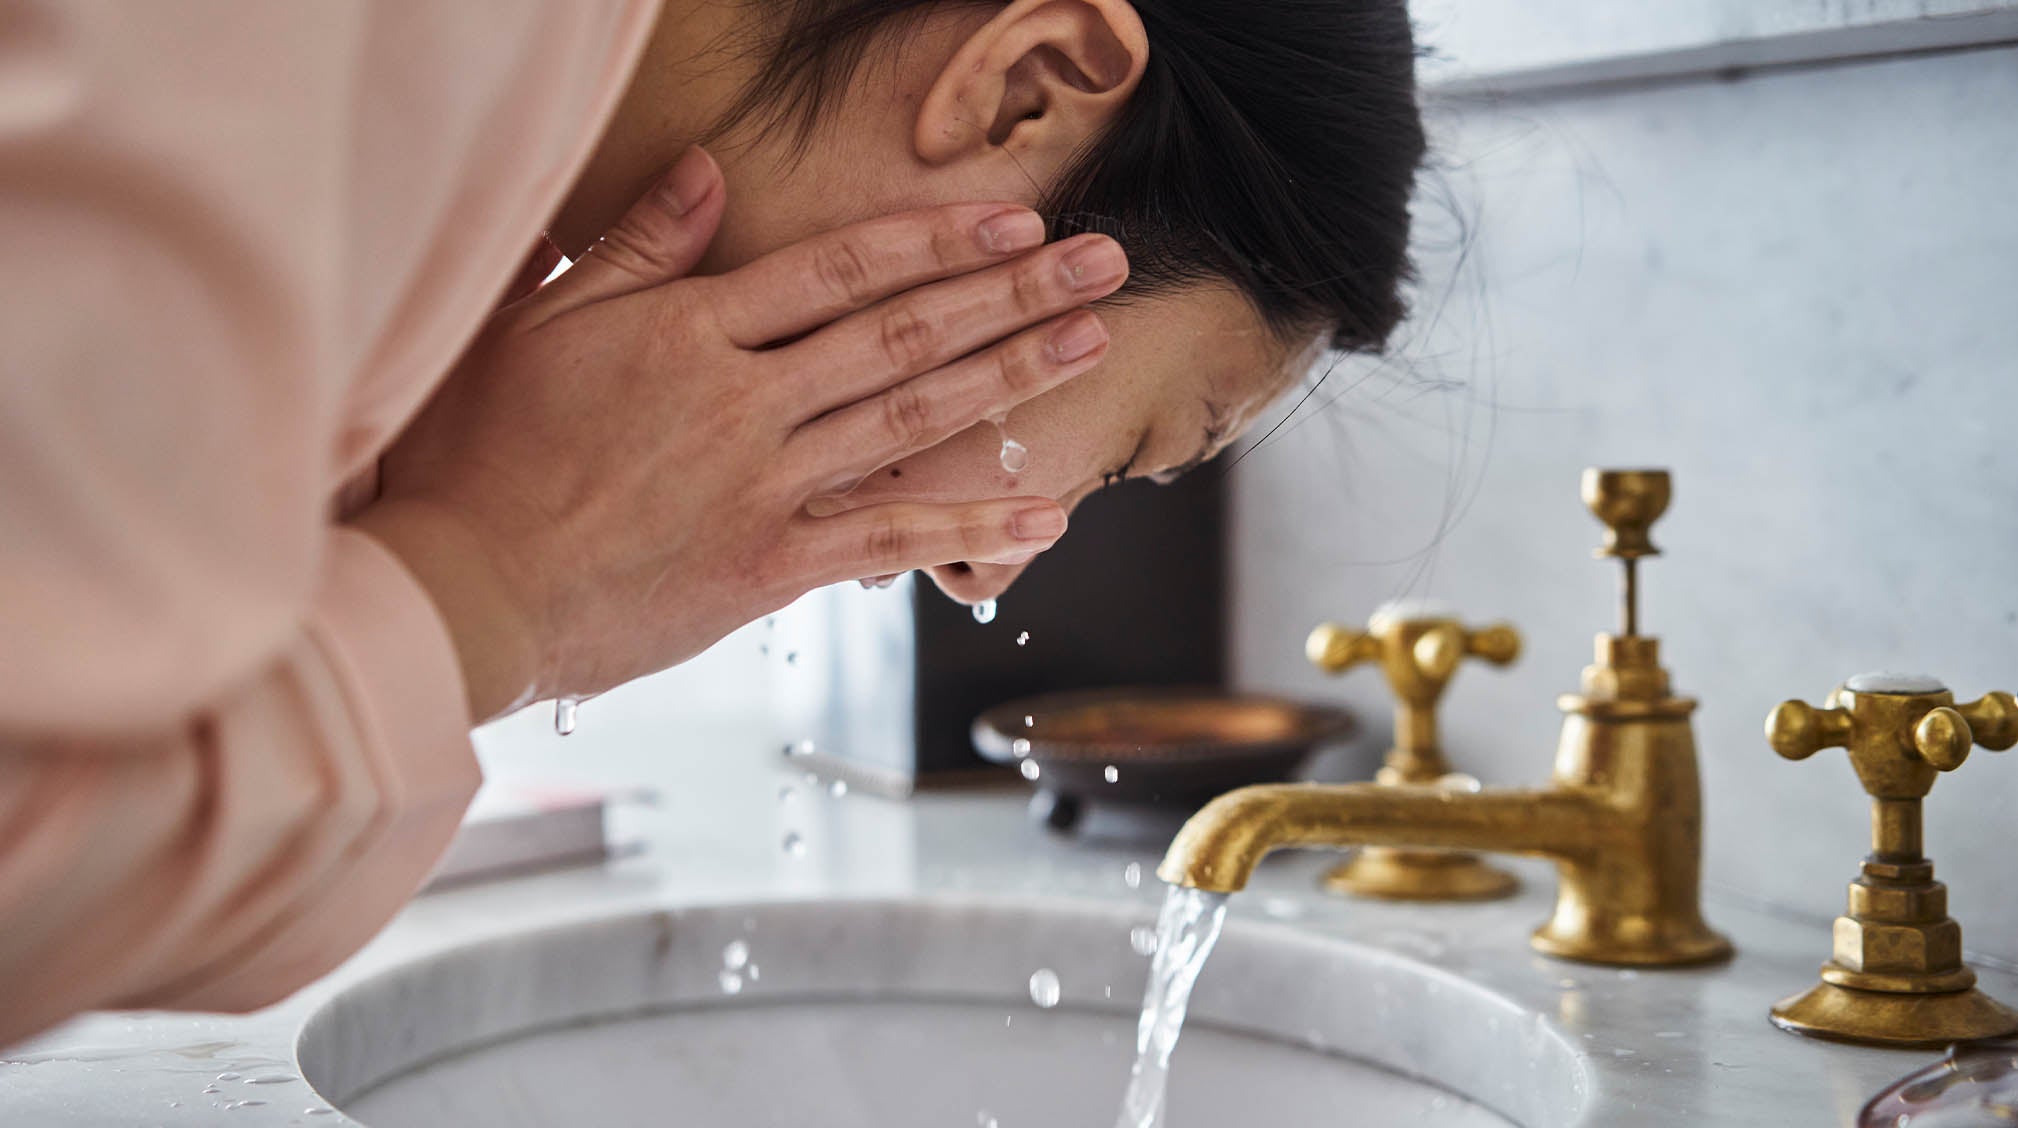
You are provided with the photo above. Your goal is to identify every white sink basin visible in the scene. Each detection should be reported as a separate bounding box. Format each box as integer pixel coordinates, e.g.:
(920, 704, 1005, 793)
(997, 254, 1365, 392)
(297, 899, 1587, 1127)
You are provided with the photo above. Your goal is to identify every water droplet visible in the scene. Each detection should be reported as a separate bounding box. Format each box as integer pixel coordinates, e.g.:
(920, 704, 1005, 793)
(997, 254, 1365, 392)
(203, 1086, 221, 1095)
(1019, 759, 1040, 781)
(1105, 985, 1114, 998)
(225, 1099, 267, 1109)
(746, 963, 760, 981)
(1123, 862, 1142, 888)
(718, 969, 744, 995)
(828, 779, 849, 798)
(977, 1112, 999, 1128)
(553, 697, 579, 736)
(972, 599, 997, 624)
(245, 1074, 296, 1085)
(217, 1073, 241, 1082)
(1010, 737, 1032, 758)
(785, 651, 799, 666)
(1004, 1015, 1013, 1027)
(722, 940, 750, 970)
(1130, 925, 1160, 956)
(1261, 896, 1305, 920)
(1023, 714, 1035, 728)
(791, 739, 815, 758)
(1000, 436, 1030, 473)
(1103, 765, 1119, 783)
(1016, 630, 1030, 646)
(782, 831, 806, 857)
(1029, 968, 1061, 1008)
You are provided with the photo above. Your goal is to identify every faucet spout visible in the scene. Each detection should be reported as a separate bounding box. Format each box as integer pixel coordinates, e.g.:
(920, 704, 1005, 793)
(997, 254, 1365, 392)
(1156, 783, 1595, 894)
(1156, 684, 1732, 966)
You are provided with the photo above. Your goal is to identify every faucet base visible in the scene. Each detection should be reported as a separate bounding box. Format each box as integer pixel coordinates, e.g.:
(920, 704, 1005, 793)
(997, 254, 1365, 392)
(1322, 847, 1518, 902)
(1771, 981, 2018, 1049)
(1531, 912, 1733, 967)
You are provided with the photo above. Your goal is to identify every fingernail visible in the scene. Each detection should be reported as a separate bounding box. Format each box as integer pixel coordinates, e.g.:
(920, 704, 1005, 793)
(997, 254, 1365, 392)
(1014, 506, 1068, 541)
(660, 148, 717, 217)
(1060, 238, 1127, 291)
(1047, 312, 1108, 364)
(978, 209, 1046, 254)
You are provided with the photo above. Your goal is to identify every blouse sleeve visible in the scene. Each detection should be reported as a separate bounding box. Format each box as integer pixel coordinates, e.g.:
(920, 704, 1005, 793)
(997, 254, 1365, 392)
(0, 3, 489, 1046)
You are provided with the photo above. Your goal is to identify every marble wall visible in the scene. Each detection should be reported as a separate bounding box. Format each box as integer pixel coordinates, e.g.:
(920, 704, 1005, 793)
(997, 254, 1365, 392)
(1229, 41, 2018, 962)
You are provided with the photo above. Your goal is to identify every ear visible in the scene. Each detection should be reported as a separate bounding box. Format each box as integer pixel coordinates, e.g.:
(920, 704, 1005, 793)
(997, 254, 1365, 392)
(914, 0, 1148, 173)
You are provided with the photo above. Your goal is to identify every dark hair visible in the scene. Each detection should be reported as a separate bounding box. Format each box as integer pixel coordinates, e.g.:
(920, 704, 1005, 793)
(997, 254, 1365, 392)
(720, 0, 1425, 352)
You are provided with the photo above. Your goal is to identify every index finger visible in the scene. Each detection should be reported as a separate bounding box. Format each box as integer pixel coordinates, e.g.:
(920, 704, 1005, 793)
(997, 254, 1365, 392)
(709, 204, 1048, 347)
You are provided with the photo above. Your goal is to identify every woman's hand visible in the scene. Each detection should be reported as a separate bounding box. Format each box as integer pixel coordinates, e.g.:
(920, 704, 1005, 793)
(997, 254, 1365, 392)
(352, 147, 1125, 721)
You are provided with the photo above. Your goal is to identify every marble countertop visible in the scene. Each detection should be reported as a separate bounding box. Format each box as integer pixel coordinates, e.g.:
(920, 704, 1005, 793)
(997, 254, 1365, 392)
(1, 697, 2008, 1127)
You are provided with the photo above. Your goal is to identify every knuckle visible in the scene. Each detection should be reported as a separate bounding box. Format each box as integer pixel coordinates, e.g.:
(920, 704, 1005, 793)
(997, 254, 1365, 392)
(876, 305, 939, 369)
(880, 384, 936, 448)
(1010, 257, 1053, 316)
(926, 214, 968, 272)
(814, 239, 877, 306)
(864, 516, 912, 564)
(1000, 335, 1049, 394)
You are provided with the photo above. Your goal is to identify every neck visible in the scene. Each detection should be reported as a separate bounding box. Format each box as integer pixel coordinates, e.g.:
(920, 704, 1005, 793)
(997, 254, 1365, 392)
(549, 0, 761, 257)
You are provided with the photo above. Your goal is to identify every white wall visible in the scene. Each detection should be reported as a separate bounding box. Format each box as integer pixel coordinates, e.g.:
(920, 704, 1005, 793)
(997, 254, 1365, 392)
(1232, 32, 2018, 961)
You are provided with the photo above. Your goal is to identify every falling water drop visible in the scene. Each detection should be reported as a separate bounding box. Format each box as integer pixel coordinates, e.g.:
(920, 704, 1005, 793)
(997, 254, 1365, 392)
(719, 969, 745, 995)
(554, 697, 580, 736)
(1011, 738, 1032, 758)
(1000, 436, 1030, 473)
(1124, 862, 1143, 888)
(722, 940, 750, 970)
(973, 599, 998, 624)
(1029, 968, 1062, 1008)
(1024, 714, 1035, 728)
(828, 779, 849, 798)
(1017, 631, 1030, 646)
(1020, 759, 1041, 781)
(1104, 765, 1120, 783)
(782, 831, 806, 857)
(1130, 926, 1160, 956)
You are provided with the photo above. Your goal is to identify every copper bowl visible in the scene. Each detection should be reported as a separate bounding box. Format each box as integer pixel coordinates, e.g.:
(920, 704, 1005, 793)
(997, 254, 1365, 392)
(971, 688, 1356, 830)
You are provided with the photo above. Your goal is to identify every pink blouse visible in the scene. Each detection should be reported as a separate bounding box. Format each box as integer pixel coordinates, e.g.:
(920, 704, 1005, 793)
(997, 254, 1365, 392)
(0, 0, 660, 1046)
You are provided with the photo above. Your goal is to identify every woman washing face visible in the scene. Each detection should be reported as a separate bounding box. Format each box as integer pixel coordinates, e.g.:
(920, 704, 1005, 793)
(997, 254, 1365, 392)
(0, 0, 1421, 1046)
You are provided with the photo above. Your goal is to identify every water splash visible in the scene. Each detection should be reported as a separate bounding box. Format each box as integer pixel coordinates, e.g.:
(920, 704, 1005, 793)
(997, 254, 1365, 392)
(1113, 886, 1230, 1128)
(1029, 968, 1062, 1009)
(973, 599, 998, 624)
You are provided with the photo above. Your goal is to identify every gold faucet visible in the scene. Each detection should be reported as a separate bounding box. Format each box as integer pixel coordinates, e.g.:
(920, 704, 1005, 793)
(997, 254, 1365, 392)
(1159, 469, 1733, 967)
(1306, 603, 1522, 901)
(1765, 676, 2018, 1047)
